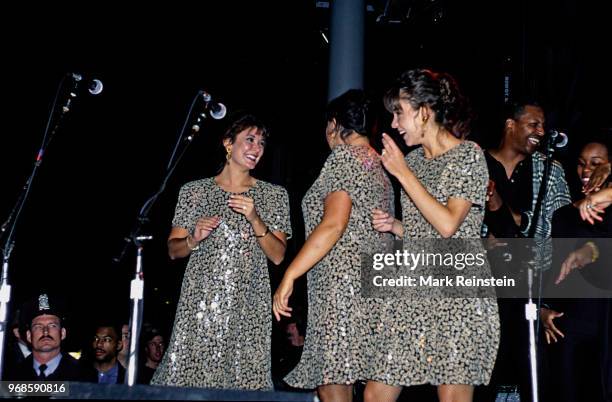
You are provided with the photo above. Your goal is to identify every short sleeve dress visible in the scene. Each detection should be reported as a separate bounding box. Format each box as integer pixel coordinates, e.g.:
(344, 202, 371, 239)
(151, 177, 292, 390)
(285, 144, 394, 388)
(365, 141, 500, 386)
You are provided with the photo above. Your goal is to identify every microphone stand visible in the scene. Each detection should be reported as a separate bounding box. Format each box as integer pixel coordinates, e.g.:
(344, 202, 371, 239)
(114, 91, 211, 386)
(523, 131, 560, 402)
(0, 75, 81, 379)
(525, 265, 539, 402)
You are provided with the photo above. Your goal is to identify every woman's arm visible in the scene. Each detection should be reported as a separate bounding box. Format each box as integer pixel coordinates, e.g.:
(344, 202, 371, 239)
(380, 133, 472, 238)
(397, 173, 472, 238)
(284, 191, 351, 280)
(273, 191, 351, 320)
(168, 216, 221, 259)
(227, 194, 287, 265)
(248, 215, 287, 265)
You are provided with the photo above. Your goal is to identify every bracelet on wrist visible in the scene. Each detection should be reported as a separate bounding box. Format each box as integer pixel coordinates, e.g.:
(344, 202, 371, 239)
(185, 235, 200, 251)
(254, 226, 270, 238)
(584, 241, 599, 263)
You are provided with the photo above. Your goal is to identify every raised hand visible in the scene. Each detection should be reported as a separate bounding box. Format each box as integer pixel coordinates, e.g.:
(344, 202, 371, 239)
(193, 216, 222, 242)
(578, 194, 607, 224)
(227, 194, 258, 222)
(582, 162, 611, 194)
(380, 133, 409, 179)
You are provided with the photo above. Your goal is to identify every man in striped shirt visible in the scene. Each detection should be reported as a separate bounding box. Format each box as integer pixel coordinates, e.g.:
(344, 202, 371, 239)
(479, 100, 571, 402)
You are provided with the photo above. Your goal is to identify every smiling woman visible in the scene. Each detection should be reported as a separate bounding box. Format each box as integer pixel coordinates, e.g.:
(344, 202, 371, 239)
(150, 113, 292, 390)
(220, 118, 268, 172)
(367, 69, 499, 402)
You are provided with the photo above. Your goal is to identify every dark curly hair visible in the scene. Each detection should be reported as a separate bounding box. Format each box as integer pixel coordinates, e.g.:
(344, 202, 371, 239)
(326, 89, 372, 140)
(383, 69, 472, 138)
(215, 113, 269, 173)
(221, 113, 269, 145)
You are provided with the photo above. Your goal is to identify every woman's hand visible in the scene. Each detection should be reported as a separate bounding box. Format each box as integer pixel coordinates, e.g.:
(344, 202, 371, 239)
(227, 194, 259, 222)
(371, 208, 403, 237)
(272, 277, 294, 321)
(380, 133, 410, 179)
(555, 244, 594, 284)
(578, 193, 608, 224)
(192, 216, 221, 242)
(371, 209, 395, 232)
(582, 163, 611, 194)
(541, 307, 564, 344)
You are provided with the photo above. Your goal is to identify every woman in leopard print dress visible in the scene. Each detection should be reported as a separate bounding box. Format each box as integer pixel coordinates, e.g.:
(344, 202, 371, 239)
(368, 69, 500, 402)
(273, 90, 394, 401)
(151, 114, 291, 390)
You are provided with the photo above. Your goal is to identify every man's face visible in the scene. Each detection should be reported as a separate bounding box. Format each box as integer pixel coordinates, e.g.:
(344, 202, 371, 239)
(145, 335, 165, 363)
(92, 326, 122, 363)
(26, 314, 65, 354)
(509, 105, 546, 155)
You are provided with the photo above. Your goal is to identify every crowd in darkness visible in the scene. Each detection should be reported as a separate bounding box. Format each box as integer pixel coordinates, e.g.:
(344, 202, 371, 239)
(3, 292, 308, 390)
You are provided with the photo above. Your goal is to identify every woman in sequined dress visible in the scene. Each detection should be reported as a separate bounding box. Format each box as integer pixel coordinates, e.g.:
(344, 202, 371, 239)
(367, 69, 499, 402)
(151, 114, 292, 390)
(273, 89, 394, 401)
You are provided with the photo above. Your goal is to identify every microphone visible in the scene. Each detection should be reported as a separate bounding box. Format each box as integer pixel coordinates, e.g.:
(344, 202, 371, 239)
(546, 129, 568, 149)
(69, 73, 104, 95)
(200, 91, 227, 119)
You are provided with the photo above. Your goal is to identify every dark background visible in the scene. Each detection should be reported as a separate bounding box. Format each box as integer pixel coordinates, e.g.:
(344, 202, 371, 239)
(1, 0, 610, 353)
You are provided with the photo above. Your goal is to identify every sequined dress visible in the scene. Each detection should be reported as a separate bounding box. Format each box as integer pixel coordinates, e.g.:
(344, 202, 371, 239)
(285, 144, 394, 388)
(151, 177, 291, 390)
(365, 141, 500, 386)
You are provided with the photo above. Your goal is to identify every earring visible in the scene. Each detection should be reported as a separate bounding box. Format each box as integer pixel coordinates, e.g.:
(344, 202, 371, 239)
(226, 147, 232, 162)
(329, 132, 337, 146)
(421, 115, 429, 138)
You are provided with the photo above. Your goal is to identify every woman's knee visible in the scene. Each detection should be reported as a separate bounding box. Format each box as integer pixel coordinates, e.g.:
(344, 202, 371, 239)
(363, 381, 401, 402)
(437, 384, 474, 402)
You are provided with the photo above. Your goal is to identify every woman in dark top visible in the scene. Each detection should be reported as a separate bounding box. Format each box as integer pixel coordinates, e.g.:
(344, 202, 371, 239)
(544, 139, 612, 402)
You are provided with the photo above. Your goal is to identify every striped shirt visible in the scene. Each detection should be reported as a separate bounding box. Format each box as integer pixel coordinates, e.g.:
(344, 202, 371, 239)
(522, 151, 572, 238)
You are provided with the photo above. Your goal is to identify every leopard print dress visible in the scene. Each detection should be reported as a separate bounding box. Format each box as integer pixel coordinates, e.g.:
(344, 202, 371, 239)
(151, 177, 291, 390)
(285, 144, 394, 388)
(365, 141, 500, 386)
